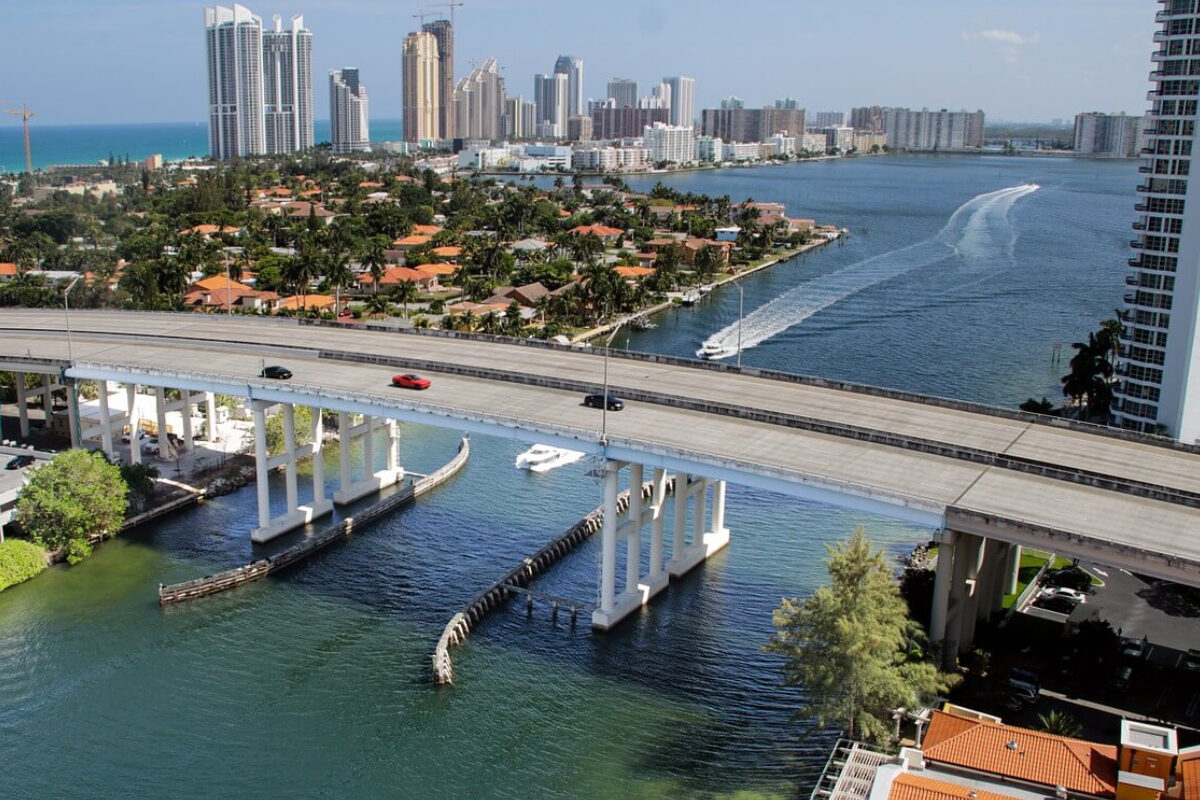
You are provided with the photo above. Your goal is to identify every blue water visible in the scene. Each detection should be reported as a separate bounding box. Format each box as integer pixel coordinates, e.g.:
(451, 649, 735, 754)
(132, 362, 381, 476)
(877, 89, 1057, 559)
(0, 119, 405, 172)
(0, 155, 1136, 798)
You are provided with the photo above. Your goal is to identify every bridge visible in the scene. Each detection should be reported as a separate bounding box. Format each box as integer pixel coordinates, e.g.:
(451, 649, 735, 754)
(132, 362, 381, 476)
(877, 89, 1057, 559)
(2, 310, 1198, 656)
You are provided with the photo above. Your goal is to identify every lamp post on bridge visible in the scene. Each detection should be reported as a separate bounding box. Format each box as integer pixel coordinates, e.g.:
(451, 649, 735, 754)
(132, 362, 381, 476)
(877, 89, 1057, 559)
(63, 274, 82, 365)
(601, 320, 626, 446)
(736, 282, 744, 369)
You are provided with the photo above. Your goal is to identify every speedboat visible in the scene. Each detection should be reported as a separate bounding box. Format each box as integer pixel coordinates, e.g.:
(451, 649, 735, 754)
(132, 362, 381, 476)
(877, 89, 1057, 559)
(515, 444, 585, 473)
(698, 341, 736, 360)
(680, 289, 701, 306)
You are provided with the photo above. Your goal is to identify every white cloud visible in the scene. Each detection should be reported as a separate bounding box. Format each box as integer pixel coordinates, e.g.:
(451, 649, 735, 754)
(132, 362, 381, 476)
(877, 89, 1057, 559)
(962, 28, 1040, 62)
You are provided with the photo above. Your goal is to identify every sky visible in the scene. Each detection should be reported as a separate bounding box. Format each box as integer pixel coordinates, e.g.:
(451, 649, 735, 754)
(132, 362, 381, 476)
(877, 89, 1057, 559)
(0, 0, 1161, 126)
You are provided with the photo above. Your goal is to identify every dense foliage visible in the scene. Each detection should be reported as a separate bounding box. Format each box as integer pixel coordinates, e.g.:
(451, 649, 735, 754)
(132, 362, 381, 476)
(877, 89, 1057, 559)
(765, 527, 957, 744)
(16, 450, 128, 564)
(0, 539, 47, 591)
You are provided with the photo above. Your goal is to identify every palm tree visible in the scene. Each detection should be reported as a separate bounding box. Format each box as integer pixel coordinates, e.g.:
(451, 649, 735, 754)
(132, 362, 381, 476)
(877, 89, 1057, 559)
(285, 243, 321, 311)
(1061, 333, 1114, 419)
(324, 248, 355, 314)
(1036, 710, 1083, 738)
(458, 309, 477, 332)
(364, 293, 390, 319)
(361, 236, 389, 295)
(390, 280, 420, 319)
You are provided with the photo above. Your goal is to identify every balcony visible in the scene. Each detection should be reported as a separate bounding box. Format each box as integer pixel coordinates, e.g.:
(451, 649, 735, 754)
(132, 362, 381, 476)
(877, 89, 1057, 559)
(1130, 239, 1146, 249)
(1135, 203, 1149, 212)
(1132, 221, 1147, 231)
(1129, 256, 1144, 268)
(1125, 293, 1137, 304)
(1126, 275, 1141, 287)
(1137, 184, 1151, 193)
(1141, 146, 1158, 155)
(1138, 164, 1154, 173)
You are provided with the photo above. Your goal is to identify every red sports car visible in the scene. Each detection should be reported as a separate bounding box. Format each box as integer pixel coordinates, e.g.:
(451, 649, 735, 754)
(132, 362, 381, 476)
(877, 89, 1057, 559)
(392, 373, 431, 390)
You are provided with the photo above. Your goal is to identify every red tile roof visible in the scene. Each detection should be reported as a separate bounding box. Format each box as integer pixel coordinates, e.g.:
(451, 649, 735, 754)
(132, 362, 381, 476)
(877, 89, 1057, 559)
(888, 773, 1023, 800)
(1182, 751, 1200, 800)
(569, 224, 623, 237)
(0, 262, 17, 276)
(922, 711, 1117, 797)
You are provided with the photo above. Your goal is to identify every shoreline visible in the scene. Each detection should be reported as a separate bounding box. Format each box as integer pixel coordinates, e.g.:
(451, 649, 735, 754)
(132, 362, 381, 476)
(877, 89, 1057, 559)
(572, 232, 842, 344)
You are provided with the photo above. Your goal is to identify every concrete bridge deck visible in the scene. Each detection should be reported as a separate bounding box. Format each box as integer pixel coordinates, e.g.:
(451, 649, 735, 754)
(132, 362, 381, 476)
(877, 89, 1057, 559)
(2, 310, 1198, 586)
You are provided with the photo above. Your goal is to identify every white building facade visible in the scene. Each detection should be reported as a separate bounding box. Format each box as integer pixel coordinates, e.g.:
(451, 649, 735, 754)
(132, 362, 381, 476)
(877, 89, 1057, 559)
(1114, 1, 1200, 441)
(205, 4, 266, 160)
(1074, 112, 1144, 158)
(643, 122, 696, 165)
(262, 13, 313, 154)
(665, 76, 695, 128)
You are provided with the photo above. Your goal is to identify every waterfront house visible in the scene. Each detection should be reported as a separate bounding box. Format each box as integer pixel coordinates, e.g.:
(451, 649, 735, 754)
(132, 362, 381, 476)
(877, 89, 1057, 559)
(0, 263, 16, 282)
(569, 224, 625, 244)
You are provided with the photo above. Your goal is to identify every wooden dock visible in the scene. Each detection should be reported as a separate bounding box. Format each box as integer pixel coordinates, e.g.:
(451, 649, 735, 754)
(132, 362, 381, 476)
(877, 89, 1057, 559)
(158, 436, 469, 605)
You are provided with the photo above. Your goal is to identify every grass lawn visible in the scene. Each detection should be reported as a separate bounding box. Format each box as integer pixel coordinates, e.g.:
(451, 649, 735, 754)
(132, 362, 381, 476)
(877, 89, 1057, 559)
(1000, 548, 1102, 609)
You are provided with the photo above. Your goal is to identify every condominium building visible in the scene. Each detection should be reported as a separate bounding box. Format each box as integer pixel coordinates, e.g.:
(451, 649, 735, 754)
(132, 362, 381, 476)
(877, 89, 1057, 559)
(823, 125, 854, 153)
(422, 19, 455, 140)
(503, 96, 536, 140)
(1074, 112, 1144, 158)
(555, 55, 585, 118)
(402, 31, 441, 142)
(812, 110, 846, 129)
(535, 72, 569, 138)
(262, 14, 312, 154)
(591, 106, 669, 139)
(607, 78, 638, 109)
(455, 58, 505, 142)
(644, 122, 696, 165)
(205, 4, 266, 160)
(878, 107, 985, 151)
(664, 76, 695, 128)
(329, 68, 370, 153)
(1114, 0, 1200, 440)
(567, 115, 593, 142)
(700, 107, 806, 142)
(850, 105, 884, 131)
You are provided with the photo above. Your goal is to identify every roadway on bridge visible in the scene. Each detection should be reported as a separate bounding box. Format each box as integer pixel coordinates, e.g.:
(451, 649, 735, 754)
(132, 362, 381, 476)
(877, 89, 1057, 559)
(1, 311, 1198, 581)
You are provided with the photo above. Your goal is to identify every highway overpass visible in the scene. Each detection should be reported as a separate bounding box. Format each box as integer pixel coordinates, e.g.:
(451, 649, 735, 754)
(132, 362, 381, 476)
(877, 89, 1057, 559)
(1, 310, 1197, 648)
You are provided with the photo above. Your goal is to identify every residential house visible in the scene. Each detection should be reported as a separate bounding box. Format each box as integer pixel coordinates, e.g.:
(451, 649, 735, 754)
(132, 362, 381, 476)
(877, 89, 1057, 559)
(277, 294, 336, 313)
(569, 224, 625, 245)
(0, 263, 16, 282)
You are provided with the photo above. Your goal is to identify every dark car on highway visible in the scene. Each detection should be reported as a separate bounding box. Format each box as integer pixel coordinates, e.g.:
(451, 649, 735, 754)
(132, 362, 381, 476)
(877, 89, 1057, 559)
(583, 393, 624, 411)
(260, 365, 293, 380)
(4, 455, 34, 470)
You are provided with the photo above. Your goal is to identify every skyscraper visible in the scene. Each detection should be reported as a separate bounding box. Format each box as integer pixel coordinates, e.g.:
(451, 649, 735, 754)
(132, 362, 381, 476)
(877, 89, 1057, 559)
(535, 72, 568, 138)
(329, 68, 370, 153)
(1114, 3, 1200, 440)
(554, 55, 585, 118)
(205, 4, 266, 160)
(455, 58, 505, 142)
(422, 18, 455, 140)
(262, 13, 312, 154)
(607, 78, 638, 109)
(664, 76, 695, 128)
(402, 31, 440, 142)
(1073, 112, 1143, 158)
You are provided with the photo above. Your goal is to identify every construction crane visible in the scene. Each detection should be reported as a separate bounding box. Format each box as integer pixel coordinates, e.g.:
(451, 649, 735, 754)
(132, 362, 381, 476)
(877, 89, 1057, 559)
(4, 104, 35, 174)
(426, 2, 463, 27)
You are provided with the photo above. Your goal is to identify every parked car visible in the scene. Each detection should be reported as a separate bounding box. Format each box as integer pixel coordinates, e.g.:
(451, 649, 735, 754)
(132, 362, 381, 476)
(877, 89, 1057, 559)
(1040, 586, 1088, 604)
(1112, 665, 1134, 691)
(1183, 649, 1200, 672)
(583, 393, 624, 411)
(1001, 680, 1039, 709)
(260, 365, 292, 380)
(1034, 595, 1079, 614)
(1044, 565, 1093, 592)
(1121, 637, 1148, 660)
(392, 374, 432, 390)
(1009, 668, 1041, 691)
(4, 455, 34, 470)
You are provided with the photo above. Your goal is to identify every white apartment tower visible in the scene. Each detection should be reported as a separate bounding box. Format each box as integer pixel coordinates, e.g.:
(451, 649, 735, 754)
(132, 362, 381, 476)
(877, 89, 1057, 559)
(329, 68, 370, 153)
(664, 76, 695, 128)
(644, 122, 696, 165)
(262, 14, 313, 154)
(534, 72, 569, 138)
(554, 55, 585, 118)
(402, 31, 441, 142)
(455, 58, 506, 142)
(205, 5, 266, 160)
(1114, 0, 1200, 440)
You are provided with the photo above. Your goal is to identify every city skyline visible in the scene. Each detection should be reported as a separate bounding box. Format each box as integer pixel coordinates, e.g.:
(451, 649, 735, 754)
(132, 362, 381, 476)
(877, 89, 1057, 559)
(2, 0, 1159, 127)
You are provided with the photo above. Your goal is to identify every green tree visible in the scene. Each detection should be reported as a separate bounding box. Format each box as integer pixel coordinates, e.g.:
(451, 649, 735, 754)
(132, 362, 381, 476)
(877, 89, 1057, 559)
(764, 527, 957, 744)
(0, 539, 47, 592)
(1036, 710, 1083, 738)
(264, 405, 314, 457)
(16, 450, 128, 563)
(390, 280, 420, 319)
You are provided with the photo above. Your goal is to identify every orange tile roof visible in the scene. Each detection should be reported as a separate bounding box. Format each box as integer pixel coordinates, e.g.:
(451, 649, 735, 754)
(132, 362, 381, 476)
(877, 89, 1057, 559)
(415, 262, 456, 276)
(412, 224, 443, 235)
(190, 276, 254, 293)
(922, 711, 1117, 797)
(277, 294, 335, 311)
(888, 773, 1023, 800)
(359, 181, 384, 188)
(614, 266, 655, 278)
(393, 234, 432, 247)
(1182, 756, 1200, 800)
(0, 262, 17, 276)
(180, 224, 240, 236)
(570, 224, 623, 237)
(431, 245, 462, 257)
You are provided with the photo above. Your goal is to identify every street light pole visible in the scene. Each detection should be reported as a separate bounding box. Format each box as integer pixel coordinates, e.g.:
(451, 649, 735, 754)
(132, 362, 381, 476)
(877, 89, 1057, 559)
(63, 274, 82, 364)
(736, 282, 744, 369)
(600, 321, 624, 445)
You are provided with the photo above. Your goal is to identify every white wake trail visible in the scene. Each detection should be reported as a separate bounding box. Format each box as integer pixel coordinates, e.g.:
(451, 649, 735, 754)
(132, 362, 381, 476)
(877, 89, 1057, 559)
(699, 184, 1039, 359)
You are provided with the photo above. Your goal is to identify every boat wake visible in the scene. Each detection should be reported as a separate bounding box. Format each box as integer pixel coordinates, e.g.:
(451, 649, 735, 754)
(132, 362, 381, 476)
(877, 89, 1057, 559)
(698, 183, 1039, 360)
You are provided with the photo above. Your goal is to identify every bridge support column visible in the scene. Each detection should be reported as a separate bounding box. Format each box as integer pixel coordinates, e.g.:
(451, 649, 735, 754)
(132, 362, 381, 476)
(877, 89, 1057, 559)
(14, 372, 29, 438)
(929, 530, 957, 651)
(41, 374, 53, 428)
(249, 401, 333, 543)
(179, 390, 194, 453)
(1003, 544, 1021, 596)
(334, 413, 402, 505)
(593, 461, 670, 630)
(96, 380, 115, 456)
(154, 387, 171, 460)
(646, 468, 669, 596)
(668, 477, 730, 578)
(65, 379, 81, 449)
(126, 384, 141, 465)
(947, 533, 984, 661)
(204, 392, 217, 443)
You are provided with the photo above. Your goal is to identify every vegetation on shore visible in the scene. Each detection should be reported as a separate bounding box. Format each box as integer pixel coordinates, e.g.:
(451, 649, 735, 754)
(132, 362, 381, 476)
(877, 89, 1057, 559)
(765, 527, 957, 744)
(15, 449, 128, 564)
(1020, 315, 1126, 426)
(0, 539, 47, 591)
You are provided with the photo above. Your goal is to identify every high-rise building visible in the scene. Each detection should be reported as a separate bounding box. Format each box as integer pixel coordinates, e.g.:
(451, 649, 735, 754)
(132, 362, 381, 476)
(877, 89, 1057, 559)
(205, 4, 266, 160)
(402, 31, 441, 142)
(503, 96, 536, 140)
(567, 115, 593, 142)
(664, 76, 695, 128)
(812, 111, 846, 129)
(850, 106, 884, 131)
(721, 96, 745, 110)
(775, 97, 799, 110)
(876, 108, 984, 151)
(554, 55, 585, 118)
(329, 68, 370, 153)
(422, 19, 454, 140)
(455, 58, 505, 142)
(535, 72, 568, 138)
(700, 107, 806, 142)
(607, 78, 638, 109)
(644, 122, 696, 165)
(1114, 3, 1200, 440)
(262, 13, 312, 154)
(1074, 112, 1144, 158)
(591, 106, 669, 139)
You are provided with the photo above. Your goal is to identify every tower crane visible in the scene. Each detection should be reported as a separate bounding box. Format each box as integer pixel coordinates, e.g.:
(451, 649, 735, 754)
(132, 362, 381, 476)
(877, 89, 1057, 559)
(426, 2, 463, 27)
(4, 104, 35, 174)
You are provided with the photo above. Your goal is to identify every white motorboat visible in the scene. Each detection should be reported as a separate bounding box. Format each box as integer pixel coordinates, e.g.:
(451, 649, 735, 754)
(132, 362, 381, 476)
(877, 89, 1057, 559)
(515, 444, 586, 473)
(680, 289, 701, 306)
(697, 341, 737, 360)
